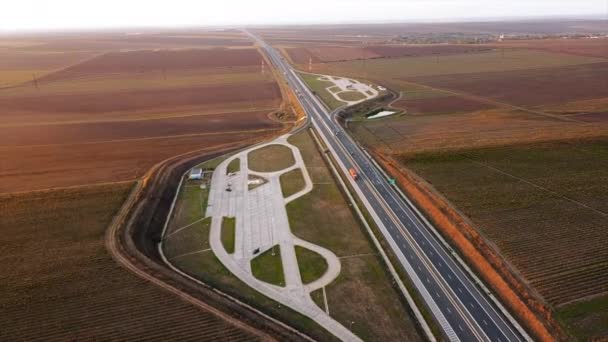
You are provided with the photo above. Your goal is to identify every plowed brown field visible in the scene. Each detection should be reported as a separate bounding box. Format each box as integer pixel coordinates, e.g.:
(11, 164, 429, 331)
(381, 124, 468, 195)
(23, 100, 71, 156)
(394, 95, 496, 114)
(0, 183, 259, 341)
(499, 38, 608, 58)
(0, 82, 280, 115)
(367, 44, 494, 58)
(408, 62, 608, 107)
(0, 39, 284, 194)
(44, 48, 264, 81)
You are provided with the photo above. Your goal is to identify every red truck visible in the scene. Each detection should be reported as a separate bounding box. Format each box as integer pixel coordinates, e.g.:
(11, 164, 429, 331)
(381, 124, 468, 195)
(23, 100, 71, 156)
(349, 168, 359, 181)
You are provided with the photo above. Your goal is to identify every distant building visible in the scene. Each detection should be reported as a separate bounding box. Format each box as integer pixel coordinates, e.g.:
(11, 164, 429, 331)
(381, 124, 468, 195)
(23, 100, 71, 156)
(189, 168, 203, 180)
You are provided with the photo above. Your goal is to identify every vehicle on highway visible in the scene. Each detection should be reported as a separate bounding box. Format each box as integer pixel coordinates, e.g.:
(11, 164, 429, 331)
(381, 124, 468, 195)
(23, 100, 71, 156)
(349, 168, 359, 180)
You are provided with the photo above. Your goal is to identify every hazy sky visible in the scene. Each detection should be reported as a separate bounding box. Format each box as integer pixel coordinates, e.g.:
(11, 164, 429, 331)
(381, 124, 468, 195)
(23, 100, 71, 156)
(1, 0, 605, 31)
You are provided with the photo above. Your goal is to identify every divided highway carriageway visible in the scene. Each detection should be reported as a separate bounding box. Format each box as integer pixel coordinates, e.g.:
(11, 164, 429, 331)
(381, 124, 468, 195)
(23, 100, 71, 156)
(248, 31, 530, 342)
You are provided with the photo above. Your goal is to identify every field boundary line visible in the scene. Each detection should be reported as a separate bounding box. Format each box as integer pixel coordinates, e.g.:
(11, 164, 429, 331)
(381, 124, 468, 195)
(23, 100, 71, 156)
(0, 107, 278, 128)
(0, 179, 137, 197)
(338, 253, 378, 259)
(170, 248, 212, 260)
(467, 159, 607, 217)
(394, 79, 585, 123)
(165, 217, 209, 238)
(0, 128, 279, 149)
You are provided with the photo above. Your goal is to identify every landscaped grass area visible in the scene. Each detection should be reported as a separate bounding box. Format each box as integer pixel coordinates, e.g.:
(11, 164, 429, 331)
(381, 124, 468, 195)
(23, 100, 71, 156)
(227, 157, 240, 174)
(286, 129, 421, 341)
(295, 246, 328, 284)
(298, 72, 346, 110)
(248, 144, 295, 172)
(337, 91, 366, 102)
(221, 217, 236, 254)
(556, 294, 608, 341)
(166, 180, 206, 234)
(251, 245, 285, 287)
(163, 217, 211, 258)
(280, 168, 306, 198)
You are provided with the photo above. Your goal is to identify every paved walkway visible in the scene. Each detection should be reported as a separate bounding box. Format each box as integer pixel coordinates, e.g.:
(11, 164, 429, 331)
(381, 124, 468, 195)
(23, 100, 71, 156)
(206, 134, 360, 341)
(317, 74, 379, 105)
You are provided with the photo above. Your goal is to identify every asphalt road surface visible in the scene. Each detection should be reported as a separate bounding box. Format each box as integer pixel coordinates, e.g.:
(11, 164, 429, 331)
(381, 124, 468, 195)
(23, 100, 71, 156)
(247, 32, 529, 342)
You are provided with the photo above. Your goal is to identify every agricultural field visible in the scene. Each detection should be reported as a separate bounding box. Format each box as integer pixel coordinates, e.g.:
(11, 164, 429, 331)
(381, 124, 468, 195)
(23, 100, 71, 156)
(1, 30, 289, 339)
(0, 31, 286, 193)
(400, 138, 608, 339)
(0, 183, 258, 341)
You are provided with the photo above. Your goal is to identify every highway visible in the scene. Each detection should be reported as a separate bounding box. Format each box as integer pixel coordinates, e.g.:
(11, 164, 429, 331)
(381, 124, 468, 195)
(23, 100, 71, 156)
(248, 31, 529, 342)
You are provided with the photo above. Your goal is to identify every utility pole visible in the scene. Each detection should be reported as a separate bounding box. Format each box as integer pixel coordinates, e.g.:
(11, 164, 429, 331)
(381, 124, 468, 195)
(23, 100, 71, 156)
(261, 58, 265, 74)
(308, 56, 312, 72)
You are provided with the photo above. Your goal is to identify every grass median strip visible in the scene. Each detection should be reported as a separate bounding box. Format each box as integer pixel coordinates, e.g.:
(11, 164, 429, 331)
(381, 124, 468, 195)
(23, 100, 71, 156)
(227, 157, 240, 174)
(251, 245, 285, 287)
(280, 168, 305, 198)
(221, 217, 236, 254)
(295, 246, 328, 284)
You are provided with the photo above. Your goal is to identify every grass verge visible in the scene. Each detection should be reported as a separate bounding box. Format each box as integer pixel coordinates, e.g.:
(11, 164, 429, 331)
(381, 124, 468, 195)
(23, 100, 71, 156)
(221, 217, 236, 254)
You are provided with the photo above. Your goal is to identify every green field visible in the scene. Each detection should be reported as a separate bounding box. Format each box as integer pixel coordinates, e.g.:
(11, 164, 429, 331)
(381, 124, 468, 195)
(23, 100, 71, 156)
(298, 72, 346, 110)
(248, 144, 295, 172)
(251, 245, 285, 287)
(280, 168, 306, 197)
(286, 129, 421, 341)
(295, 246, 328, 284)
(221, 217, 236, 254)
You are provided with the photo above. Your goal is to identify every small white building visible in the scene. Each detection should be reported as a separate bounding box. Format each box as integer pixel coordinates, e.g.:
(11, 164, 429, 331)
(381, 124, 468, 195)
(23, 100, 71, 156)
(189, 168, 203, 180)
